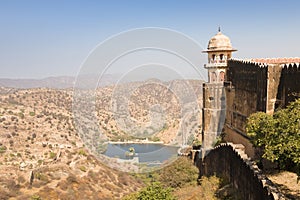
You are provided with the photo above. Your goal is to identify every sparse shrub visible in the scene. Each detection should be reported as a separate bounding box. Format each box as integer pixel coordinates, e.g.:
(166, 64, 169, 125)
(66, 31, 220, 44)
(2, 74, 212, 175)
(49, 152, 56, 159)
(29, 111, 35, 116)
(0, 146, 7, 153)
(79, 166, 87, 172)
(78, 149, 87, 156)
(35, 172, 48, 182)
(30, 194, 41, 200)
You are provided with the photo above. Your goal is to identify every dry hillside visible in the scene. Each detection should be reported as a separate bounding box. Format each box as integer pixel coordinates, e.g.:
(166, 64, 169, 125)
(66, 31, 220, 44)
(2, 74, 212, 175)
(0, 79, 203, 199)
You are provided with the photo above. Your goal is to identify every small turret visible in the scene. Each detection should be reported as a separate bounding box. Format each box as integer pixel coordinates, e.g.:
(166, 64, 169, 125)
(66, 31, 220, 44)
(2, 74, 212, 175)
(202, 29, 237, 83)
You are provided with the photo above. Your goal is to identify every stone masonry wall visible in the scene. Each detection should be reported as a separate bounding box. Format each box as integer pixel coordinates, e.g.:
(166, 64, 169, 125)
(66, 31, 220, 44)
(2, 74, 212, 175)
(276, 63, 300, 110)
(202, 82, 226, 149)
(193, 143, 284, 200)
(224, 60, 300, 158)
(225, 60, 268, 134)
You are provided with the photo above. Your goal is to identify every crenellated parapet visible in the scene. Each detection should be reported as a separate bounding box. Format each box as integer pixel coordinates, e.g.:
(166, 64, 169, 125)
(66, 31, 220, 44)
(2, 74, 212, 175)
(230, 58, 268, 68)
(230, 57, 300, 68)
(224, 57, 300, 157)
(193, 143, 285, 200)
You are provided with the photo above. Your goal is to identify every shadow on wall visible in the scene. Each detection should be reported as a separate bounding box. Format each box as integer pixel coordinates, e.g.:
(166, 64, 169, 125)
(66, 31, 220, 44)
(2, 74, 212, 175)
(193, 143, 284, 200)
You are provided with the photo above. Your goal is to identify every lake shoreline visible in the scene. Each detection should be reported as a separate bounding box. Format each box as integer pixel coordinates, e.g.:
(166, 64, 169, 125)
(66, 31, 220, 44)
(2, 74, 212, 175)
(106, 141, 180, 147)
(107, 141, 164, 144)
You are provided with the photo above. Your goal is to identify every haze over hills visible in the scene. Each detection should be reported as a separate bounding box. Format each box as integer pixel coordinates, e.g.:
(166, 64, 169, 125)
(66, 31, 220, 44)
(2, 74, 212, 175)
(0, 74, 124, 89)
(0, 75, 117, 89)
(0, 76, 75, 89)
(0, 74, 204, 89)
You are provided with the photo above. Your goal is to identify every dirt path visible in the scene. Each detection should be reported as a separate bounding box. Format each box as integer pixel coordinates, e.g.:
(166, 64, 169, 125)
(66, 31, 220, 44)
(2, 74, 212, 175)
(267, 171, 300, 199)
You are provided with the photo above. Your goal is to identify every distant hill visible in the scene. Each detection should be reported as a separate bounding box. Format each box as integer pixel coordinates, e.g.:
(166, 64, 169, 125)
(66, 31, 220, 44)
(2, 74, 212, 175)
(0, 74, 122, 89)
(0, 75, 204, 89)
(0, 76, 75, 89)
(0, 78, 205, 198)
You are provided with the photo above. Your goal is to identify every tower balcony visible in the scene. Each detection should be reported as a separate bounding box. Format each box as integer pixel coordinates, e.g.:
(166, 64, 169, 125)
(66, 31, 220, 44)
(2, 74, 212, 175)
(204, 62, 227, 69)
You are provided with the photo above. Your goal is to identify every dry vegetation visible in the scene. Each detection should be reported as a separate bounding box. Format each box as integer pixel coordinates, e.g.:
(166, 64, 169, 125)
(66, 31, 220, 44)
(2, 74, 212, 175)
(0, 87, 144, 199)
(0, 80, 203, 199)
(94, 80, 203, 144)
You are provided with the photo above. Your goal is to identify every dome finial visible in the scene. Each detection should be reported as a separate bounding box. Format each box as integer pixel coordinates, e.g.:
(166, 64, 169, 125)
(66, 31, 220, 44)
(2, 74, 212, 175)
(218, 26, 221, 32)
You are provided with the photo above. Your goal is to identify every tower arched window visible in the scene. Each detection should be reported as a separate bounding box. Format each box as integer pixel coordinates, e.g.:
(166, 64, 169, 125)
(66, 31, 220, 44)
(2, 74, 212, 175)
(220, 54, 224, 62)
(219, 71, 225, 82)
(211, 72, 217, 82)
(212, 54, 216, 62)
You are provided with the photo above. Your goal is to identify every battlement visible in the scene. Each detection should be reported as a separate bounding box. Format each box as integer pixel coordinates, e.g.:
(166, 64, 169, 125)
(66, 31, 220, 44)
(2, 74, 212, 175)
(194, 143, 285, 199)
(230, 58, 300, 68)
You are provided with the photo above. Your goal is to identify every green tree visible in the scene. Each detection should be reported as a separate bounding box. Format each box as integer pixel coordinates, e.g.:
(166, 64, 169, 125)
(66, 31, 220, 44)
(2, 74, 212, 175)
(246, 112, 275, 148)
(158, 157, 199, 188)
(136, 182, 175, 200)
(246, 98, 300, 176)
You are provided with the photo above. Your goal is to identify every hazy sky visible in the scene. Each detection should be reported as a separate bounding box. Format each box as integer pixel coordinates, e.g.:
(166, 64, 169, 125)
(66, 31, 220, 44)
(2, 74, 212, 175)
(0, 0, 299, 79)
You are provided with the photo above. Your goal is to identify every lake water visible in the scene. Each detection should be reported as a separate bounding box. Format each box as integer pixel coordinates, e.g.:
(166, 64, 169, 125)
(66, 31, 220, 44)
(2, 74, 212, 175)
(103, 143, 179, 164)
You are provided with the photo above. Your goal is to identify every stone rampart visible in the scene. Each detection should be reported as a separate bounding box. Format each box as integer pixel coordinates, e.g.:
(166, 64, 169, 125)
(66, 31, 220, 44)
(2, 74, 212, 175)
(193, 143, 284, 200)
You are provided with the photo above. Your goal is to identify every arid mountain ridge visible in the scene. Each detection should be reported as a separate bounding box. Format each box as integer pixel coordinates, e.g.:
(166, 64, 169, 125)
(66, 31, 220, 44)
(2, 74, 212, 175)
(0, 74, 120, 89)
(0, 74, 203, 89)
(0, 78, 203, 199)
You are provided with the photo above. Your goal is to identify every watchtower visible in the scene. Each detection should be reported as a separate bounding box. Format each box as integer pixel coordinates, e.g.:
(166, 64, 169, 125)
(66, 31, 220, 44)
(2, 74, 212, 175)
(202, 29, 237, 150)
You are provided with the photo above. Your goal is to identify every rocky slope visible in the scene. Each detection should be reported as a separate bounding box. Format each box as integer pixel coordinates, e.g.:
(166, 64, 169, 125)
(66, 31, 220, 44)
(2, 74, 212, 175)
(0, 87, 144, 199)
(0, 79, 203, 199)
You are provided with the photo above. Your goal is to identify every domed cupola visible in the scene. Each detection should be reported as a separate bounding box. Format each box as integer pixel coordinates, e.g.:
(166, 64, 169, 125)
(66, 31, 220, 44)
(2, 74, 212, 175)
(207, 31, 235, 51)
(203, 28, 237, 83)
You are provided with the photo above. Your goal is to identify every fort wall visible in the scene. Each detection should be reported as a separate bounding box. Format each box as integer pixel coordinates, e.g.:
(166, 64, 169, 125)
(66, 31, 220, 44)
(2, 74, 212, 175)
(193, 143, 283, 200)
(202, 82, 226, 149)
(224, 60, 300, 158)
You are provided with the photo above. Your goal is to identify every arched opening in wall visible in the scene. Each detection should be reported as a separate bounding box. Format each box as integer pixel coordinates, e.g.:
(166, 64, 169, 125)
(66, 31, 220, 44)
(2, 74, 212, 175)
(212, 54, 216, 63)
(211, 72, 217, 82)
(227, 54, 231, 60)
(219, 71, 225, 82)
(220, 54, 224, 62)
